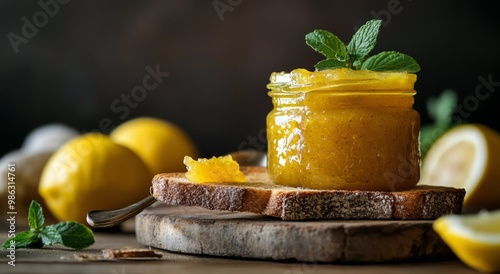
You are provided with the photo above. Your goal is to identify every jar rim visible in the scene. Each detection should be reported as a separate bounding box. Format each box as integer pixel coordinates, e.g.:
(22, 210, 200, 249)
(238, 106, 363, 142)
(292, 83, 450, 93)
(267, 68, 417, 93)
(268, 90, 417, 97)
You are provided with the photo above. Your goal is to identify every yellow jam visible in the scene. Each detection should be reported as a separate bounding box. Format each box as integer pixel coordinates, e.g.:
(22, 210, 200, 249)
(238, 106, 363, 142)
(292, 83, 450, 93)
(183, 155, 247, 183)
(266, 68, 420, 191)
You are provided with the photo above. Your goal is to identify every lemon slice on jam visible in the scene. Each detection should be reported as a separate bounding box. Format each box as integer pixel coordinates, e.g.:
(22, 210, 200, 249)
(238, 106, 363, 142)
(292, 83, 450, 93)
(419, 124, 500, 209)
(433, 210, 500, 273)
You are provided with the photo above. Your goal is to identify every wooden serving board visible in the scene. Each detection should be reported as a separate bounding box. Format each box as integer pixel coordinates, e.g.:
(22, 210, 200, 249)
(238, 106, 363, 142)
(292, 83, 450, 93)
(135, 205, 453, 263)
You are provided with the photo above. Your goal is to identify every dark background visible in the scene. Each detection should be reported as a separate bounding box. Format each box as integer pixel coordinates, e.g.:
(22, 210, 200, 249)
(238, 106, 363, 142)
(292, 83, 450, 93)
(1, 0, 499, 158)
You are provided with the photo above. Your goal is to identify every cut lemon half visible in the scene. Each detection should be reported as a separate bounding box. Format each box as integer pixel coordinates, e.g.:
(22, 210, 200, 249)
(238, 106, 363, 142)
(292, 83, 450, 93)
(419, 124, 500, 209)
(433, 210, 500, 273)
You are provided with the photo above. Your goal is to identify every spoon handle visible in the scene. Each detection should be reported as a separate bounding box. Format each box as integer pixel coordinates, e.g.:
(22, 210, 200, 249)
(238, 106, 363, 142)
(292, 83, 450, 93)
(86, 195, 157, 228)
(86, 150, 266, 228)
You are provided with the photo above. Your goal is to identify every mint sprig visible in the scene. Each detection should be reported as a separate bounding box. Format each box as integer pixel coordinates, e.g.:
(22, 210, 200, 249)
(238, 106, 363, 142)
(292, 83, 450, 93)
(347, 19, 381, 68)
(306, 19, 420, 73)
(361, 51, 421, 72)
(2, 200, 95, 250)
(305, 29, 349, 63)
(420, 89, 461, 157)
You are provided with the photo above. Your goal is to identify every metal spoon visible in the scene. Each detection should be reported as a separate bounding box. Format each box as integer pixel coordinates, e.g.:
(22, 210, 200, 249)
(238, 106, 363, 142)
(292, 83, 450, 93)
(86, 150, 266, 228)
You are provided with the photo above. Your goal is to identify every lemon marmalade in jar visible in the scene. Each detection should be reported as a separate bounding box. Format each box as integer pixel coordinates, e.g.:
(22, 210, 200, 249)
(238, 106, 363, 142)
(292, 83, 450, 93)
(266, 68, 420, 191)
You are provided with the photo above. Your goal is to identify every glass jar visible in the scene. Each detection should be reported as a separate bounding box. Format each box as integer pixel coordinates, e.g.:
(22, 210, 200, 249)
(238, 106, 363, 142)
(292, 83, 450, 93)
(266, 68, 420, 191)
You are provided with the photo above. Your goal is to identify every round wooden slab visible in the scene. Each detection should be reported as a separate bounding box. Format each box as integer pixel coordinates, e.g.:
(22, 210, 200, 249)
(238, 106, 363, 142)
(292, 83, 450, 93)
(135, 205, 452, 263)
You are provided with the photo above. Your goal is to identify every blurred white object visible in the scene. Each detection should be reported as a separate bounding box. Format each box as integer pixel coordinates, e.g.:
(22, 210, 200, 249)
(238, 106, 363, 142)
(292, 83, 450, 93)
(0, 150, 56, 226)
(22, 123, 79, 154)
(0, 123, 79, 226)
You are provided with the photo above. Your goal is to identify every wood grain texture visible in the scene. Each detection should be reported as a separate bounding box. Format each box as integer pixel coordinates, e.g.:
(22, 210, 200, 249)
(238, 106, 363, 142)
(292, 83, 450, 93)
(0, 231, 476, 274)
(135, 205, 454, 263)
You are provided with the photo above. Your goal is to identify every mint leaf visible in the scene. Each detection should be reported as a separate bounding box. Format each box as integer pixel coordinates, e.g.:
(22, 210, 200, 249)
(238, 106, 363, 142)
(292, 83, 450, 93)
(51, 222, 95, 249)
(347, 19, 381, 68)
(315, 58, 349, 71)
(40, 225, 62, 246)
(305, 29, 349, 62)
(2, 200, 95, 250)
(420, 89, 460, 157)
(28, 200, 44, 231)
(2, 231, 38, 249)
(360, 51, 420, 73)
(304, 20, 420, 72)
(427, 89, 458, 124)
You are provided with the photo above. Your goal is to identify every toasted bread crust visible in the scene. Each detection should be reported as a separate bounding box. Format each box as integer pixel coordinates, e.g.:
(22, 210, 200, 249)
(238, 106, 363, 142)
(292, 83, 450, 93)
(151, 167, 464, 220)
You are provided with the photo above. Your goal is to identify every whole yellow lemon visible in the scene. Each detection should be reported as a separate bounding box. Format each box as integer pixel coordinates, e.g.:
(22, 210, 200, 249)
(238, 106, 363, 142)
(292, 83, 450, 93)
(39, 133, 153, 224)
(110, 117, 198, 174)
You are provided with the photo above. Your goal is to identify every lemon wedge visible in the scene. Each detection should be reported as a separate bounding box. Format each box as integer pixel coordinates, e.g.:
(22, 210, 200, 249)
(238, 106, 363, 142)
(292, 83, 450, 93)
(419, 124, 500, 209)
(433, 210, 500, 273)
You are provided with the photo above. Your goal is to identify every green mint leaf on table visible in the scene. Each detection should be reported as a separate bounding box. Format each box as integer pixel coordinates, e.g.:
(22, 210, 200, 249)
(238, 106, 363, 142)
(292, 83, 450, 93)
(360, 51, 421, 73)
(2, 231, 38, 249)
(2, 200, 95, 250)
(50, 222, 95, 249)
(28, 200, 44, 232)
(347, 19, 381, 68)
(305, 19, 420, 72)
(40, 225, 62, 246)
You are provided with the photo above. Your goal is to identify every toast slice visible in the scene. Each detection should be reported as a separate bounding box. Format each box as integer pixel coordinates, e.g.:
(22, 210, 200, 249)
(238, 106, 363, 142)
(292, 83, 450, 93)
(151, 166, 465, 220)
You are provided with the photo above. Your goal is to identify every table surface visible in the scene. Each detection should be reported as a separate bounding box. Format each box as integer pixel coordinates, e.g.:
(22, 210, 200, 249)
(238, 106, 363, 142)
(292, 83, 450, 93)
(0, 218, 478, 274)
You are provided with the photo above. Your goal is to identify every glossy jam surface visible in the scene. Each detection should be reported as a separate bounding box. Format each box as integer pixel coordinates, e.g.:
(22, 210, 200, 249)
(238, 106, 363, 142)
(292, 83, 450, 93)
(266, 68, 420, 191)
(183, 155, 247, 184)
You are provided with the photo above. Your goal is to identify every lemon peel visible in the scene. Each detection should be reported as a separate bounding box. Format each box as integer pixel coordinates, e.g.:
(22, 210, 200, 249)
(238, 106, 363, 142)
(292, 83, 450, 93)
(39, 133, 152, 224)
(434, 210, 500, 273)
(420, 124, 500, 209)
(110, 117, 198, 174)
